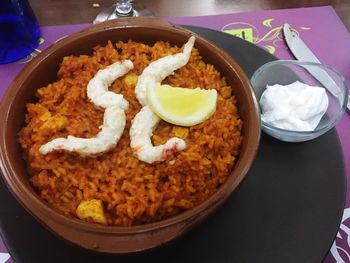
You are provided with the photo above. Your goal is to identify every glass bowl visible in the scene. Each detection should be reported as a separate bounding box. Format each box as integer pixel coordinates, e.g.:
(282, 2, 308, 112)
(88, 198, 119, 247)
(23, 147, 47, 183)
(250, 60, 348, 142)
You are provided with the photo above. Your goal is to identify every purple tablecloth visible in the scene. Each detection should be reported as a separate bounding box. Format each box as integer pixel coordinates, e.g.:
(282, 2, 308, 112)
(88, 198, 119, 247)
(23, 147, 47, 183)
(0, 6, 349, 263)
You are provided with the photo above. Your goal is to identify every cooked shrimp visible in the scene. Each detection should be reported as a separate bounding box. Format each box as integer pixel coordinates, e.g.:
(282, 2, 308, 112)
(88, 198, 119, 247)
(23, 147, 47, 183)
(40, 60, 133, 157)
(130, 106, 186, 164)
(87, 60, 133, 109)
(39, 106, 126, 157)
(130, 36, 195, 163)
(135, 36, 195, 106)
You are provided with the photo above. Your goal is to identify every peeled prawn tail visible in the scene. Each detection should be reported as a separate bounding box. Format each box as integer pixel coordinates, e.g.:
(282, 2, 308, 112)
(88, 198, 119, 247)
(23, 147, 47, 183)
(87, 60, 133, 109)
(135, 36, 195, 106)
(130, 106, 186, 164)
(39, 106, 126, 157)
(40, 60, 133, 157)
(130, 36, 195, 164)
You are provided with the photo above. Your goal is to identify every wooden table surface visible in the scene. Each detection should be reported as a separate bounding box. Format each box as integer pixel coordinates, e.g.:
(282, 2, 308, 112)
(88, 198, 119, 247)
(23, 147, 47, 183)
(29, 0, 350, 30)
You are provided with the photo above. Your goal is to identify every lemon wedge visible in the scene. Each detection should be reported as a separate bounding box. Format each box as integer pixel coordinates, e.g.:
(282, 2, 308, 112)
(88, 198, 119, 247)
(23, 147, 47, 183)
(147, 83, 217, 126)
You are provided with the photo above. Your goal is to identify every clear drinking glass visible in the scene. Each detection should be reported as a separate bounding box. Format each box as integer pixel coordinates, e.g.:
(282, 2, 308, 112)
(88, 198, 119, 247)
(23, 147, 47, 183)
(93, 0, 154, 24)
(250, 60, 348, 142)
(0, 0, 40, 64)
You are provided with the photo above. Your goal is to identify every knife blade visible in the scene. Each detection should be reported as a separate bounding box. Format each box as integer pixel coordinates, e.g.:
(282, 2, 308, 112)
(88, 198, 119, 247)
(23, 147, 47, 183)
(283, 23, 341, 97)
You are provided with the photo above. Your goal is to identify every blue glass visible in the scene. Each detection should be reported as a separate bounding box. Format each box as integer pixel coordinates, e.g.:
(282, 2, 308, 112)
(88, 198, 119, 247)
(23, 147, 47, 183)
(0, 0, 40, 64)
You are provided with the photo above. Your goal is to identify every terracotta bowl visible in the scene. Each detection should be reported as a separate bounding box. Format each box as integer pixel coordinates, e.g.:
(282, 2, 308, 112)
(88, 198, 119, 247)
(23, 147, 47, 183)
(0, 18, 260, 253)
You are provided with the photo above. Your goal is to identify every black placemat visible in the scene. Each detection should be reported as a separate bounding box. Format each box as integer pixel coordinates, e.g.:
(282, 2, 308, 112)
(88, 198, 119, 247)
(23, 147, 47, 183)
(0, 26, 345, 263)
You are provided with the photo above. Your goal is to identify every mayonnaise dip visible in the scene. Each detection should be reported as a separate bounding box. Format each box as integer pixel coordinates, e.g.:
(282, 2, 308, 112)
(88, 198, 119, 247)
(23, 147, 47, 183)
(260, 81, 329, 131)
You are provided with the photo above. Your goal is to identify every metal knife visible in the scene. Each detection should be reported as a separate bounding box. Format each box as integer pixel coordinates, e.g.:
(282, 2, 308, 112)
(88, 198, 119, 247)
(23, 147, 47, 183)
(283, 24, 342, 98)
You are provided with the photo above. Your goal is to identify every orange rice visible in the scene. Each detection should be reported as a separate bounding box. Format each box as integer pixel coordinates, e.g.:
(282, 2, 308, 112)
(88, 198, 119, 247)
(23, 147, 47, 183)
(18, 40, 243, 226)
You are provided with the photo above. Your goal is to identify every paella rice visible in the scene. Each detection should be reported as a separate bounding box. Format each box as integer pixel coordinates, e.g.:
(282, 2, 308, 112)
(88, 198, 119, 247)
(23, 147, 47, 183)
(18, 39, 243, 226)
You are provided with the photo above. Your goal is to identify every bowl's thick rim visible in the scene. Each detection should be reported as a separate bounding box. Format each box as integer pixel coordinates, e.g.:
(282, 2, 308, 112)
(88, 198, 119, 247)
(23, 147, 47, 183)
(0, 18, 260, 237)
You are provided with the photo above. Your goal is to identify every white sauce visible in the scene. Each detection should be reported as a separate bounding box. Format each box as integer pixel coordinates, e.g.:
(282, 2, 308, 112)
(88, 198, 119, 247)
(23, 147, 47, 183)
(260, 81, 329, 131)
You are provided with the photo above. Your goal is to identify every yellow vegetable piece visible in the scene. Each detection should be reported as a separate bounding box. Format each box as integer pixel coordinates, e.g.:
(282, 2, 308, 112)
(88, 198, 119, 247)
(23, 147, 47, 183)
(38, 110, 51, 122)
(76, 199, 107, 225)
(172, 126, 189, 138)
(147, 84, 217, 126)
(39, 115, 67, 135)
(123, 73, 138, 86)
